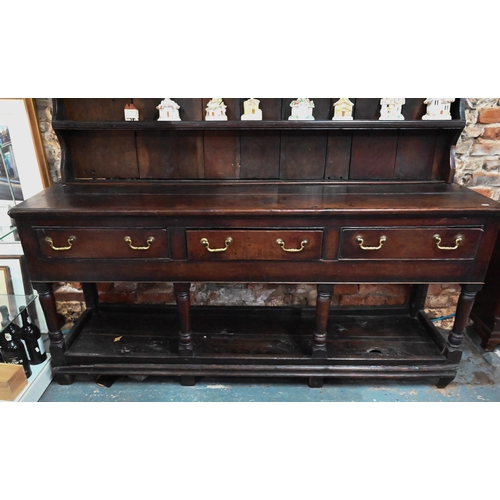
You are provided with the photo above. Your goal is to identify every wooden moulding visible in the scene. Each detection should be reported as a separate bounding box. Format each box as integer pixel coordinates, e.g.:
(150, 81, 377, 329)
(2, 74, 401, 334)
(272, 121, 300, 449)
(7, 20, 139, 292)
(0, 363, 28, 401)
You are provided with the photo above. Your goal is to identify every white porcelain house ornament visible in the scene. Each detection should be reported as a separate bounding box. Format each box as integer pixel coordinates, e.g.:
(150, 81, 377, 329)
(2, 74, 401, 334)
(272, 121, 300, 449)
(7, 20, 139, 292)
(332, 98, 354, 120)
(422, 98, 455, 120)
(124, 104, 139, 121)
(289, 98, 315, 120)
(379, 98, 405, 120)
(241, 98, 262, 120)
(205, 98, 228, 121)
(157, 98, 181, 121)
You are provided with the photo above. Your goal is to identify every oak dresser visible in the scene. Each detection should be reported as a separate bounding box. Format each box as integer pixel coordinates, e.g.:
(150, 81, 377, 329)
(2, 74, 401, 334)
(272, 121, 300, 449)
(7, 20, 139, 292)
(9, 98, 500, 388)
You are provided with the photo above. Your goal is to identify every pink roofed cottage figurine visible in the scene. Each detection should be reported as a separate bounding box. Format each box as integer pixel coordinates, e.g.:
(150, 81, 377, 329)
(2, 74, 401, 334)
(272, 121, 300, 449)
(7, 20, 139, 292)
(124, 104, 139, 121)
(289, 98, 315, 120)
(157, 98, 181, 121)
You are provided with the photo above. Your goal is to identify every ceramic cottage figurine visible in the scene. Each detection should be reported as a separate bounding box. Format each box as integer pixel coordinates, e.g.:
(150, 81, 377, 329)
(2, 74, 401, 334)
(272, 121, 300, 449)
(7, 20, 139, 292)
(124, 104, 139, 121)
(289, 98, 315, 120)
(332, 98, 354, 120)
(205, 98, 228, 121)
(422, 98, 455, 120)
(241, 98, 262, 120)
(157, 98, 181, 121)
(379, 98, 405, 120)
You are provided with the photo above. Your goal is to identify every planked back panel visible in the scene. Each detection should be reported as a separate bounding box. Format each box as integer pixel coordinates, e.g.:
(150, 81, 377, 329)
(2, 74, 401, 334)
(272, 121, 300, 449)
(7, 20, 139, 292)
(55, 98, 462, 183)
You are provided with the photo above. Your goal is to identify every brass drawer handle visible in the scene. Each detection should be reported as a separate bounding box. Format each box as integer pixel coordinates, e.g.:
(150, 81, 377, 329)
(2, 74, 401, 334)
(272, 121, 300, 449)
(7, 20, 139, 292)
(200, 237, 233, 253)
(356, 235, 387, 251)
(276, 238, 309, 253)
(433, 234, 464, 251)
(124, 236, 156, 250)
(45, 236, 76, 251)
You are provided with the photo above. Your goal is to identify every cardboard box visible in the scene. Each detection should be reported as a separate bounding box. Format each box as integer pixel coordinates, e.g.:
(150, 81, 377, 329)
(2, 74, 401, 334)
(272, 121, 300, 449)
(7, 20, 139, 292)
(0, 363, 28, 401)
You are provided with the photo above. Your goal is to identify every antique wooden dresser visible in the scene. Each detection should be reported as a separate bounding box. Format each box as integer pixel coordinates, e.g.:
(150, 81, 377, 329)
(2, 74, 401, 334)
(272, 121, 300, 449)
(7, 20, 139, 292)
(9, 98, 500, 388)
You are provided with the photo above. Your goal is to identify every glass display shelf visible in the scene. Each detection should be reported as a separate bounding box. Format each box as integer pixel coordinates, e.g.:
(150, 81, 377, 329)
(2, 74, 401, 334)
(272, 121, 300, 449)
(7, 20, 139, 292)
(0, 294, 38, 332)
(0, 226, 18, 242)
(0, 294, 52, 401)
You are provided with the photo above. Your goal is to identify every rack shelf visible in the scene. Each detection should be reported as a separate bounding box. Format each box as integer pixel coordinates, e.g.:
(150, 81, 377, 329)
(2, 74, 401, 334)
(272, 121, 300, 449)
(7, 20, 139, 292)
(52, 119, 466, 132)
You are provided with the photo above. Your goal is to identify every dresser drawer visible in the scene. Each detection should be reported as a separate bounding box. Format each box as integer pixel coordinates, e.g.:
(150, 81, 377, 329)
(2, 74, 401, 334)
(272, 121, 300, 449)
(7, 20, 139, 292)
(340, 227, 482, 260)
(37, 228, 169, 259)
(187, 230, 323, 261)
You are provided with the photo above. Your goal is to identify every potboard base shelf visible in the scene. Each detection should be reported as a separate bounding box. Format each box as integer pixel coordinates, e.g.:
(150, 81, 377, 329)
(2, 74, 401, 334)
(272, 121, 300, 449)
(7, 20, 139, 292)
(54, 305, 455, 386)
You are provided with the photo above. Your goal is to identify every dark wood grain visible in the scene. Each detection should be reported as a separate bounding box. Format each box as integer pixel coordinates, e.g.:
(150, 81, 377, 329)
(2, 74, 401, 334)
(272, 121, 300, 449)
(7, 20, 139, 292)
(61, 98, 131, 121)
(240, 131, 280, 179)
(136, 131, 204, 179)
(325, 131, 352, 180)
(353, 99, 381, 120)
(471, 230, 500, 350)
(66, 131, 139, 179)
(394, 131, 438, 180)
(350, 131, 398, 180)
(280, 131, 328, 179)
(204, 131, 241, 179)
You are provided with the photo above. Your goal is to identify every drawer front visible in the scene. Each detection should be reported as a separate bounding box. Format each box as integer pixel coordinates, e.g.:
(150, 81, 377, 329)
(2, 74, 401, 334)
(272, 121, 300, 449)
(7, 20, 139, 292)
(340, 228, 483, 260)
(37, 228, 169, 259)
(187, 230, 323, 261)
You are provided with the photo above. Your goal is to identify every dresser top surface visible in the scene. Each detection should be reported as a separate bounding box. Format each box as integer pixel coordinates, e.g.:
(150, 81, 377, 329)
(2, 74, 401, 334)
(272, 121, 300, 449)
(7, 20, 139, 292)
(9, 182, 500, 219)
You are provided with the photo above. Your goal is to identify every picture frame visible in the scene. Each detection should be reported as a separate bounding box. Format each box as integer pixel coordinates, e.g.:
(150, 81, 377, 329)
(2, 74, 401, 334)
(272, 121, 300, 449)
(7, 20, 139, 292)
(0, 98, 51, 205)
(0, 98, 51, 250)
(0, 99, 50, 329)
(0, 265, 14, 295)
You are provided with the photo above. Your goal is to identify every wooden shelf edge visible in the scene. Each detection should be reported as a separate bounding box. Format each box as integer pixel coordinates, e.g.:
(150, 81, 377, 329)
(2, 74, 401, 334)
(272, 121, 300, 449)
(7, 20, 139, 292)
(52, 120, 467, 132)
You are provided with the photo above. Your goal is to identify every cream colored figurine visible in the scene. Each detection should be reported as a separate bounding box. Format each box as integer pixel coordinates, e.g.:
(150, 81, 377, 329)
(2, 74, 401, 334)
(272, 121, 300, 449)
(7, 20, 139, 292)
(379, 98, 405, 120)
(289, 98, 315, 120)
(124, 104, 139, 121)
(241, 98, 262, 120)
(422, 98, 455, 120)
(332, 98, 354, 120)
(205, 98, 228, 121)
(157, 98, 181, 121)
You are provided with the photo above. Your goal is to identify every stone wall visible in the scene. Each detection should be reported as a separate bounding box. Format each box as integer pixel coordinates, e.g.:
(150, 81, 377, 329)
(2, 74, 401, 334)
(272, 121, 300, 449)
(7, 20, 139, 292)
(456, 98, 500, 201)
(33, 98, 500, 326)
(35, 98, 62, 183)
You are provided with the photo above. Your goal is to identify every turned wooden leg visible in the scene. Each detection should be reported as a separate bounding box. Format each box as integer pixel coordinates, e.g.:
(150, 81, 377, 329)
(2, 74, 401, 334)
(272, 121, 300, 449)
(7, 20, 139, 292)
(174, 283, 194, 356)
(312, 284, 333, 359)
(442, 284, 483, 370)
(33, 282, 67, 367)
(82, 283, 99, 314)
(409, 284, 429, 318)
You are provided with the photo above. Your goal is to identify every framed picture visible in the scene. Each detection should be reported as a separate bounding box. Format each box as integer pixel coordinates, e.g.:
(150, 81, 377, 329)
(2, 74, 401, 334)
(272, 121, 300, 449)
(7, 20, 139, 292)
(0, 266, 14, 295)
(0, 98, 51, 208)
(0, 99, 51, 251)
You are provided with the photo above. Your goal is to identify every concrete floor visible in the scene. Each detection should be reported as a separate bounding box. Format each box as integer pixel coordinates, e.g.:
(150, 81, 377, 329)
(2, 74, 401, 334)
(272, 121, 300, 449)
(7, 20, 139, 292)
(39, 326, 500, 402)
